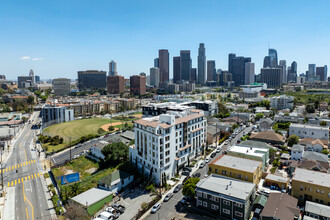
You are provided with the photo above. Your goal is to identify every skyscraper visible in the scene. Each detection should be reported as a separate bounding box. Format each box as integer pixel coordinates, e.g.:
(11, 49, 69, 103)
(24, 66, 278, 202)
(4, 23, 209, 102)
(154, 58, 159, 68)
(190, 68, 197, 82)
(229, 54, 251, 86)
(150, 67, 160, 87)
(159, 49, 169, 82)
(263, 56, 271, 68)
(107, 75, 124, 94)
(197, 43, 206, 85)
(29, 69, 35, 85)
(260, 68, 282, 88)
(268, 49, 278, 67)
(78, 70, 107, 90)
(180, 50, 191, 81)
(308, 64, 316, 79)
(316, 65, 328, 81)
(244, 62, 255, 85)
(207, 60, 216, 81)
(279, 60, 287, 84)
(130, 75, 146, 95)
(173, 56, 181, 83)
(287, 61, 297, 82)
(109, 60, 118, 76)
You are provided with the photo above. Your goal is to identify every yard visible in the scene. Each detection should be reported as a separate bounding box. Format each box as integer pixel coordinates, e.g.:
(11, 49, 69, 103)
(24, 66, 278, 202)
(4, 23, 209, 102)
(87, 194, 113, 215)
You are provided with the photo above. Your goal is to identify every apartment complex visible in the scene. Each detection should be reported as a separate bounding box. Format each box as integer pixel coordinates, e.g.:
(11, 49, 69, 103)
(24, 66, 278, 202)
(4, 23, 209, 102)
(130, 75, 146, 95)
(270, 95, 294, 110)
(208, 155, 263, 184)
(107, 75, 125, 94)
(291, 168, 330, 206)
(289, 124, 329, 141)
(196, 174, 256, 220)
(41, 105, 74, 124)
(129, 109, 206, 185)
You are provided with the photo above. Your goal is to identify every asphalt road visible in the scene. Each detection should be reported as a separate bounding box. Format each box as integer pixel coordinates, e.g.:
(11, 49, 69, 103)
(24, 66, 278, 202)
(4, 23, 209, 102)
(3, 112, 52, 220)
(144, 125, 253, 220)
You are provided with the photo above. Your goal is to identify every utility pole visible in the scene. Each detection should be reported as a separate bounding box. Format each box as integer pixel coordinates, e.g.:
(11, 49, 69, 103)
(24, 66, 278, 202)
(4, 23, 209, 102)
(69, 137, 72, 161)
(1, 148, 3, 190)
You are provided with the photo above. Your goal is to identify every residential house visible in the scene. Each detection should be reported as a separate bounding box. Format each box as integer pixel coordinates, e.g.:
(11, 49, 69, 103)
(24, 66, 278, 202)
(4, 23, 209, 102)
(291, 168, 330, 205)
(302, 151, 328, 163)
(259, 118, 274, 131)
(250, 131, 285, 145)
(208, 155, 263, 184)
(97, 170, 134, 193)
(196, 174, 256, 220)
(260, 193, 300, 220)
(289, 124, 329, 141)
(264, 174, 289, 190)
(292, 144, 305, 160)
(270, 95, 294, 110)
(298, 138, 328, 152)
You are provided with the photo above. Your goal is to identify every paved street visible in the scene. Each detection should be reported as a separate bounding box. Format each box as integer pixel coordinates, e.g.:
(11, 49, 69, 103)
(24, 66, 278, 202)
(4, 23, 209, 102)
(3, 112, 55, 220)
(144, 125, 253, 220)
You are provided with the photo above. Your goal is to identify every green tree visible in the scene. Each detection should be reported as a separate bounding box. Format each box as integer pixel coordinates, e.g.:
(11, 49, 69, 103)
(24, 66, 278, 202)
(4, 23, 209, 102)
(69, 182, 80, 197)
(100, 142, 129, 168)
(320, 121, 327, 126)
(27, 95, 35, 105)
(321, 149, 329, 155)
(306, 104, 315, 113)
(108, 126, 115, 131)
(255, 113, 264, 120)
(287, 135, 299, 147)
(182, 177, 200, 198)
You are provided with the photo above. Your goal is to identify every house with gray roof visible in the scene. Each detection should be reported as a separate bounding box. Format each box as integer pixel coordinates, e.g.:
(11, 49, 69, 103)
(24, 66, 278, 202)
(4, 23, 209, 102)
(304, 201, 330, 219)
(196, 174, 256, 220)
(97, 170, 134, 193)
(303, 151, 329, 163)
(292, 144, 305, 160)
(259, 118, 274, 131)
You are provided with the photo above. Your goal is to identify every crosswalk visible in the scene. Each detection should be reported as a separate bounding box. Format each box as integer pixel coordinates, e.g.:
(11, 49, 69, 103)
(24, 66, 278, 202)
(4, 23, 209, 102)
(0, 160, 36, 173)
(7, 172, 43, 187)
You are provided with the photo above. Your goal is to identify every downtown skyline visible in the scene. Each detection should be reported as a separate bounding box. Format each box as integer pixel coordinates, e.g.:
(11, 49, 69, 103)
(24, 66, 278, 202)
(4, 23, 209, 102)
(1, 0, 330, 80)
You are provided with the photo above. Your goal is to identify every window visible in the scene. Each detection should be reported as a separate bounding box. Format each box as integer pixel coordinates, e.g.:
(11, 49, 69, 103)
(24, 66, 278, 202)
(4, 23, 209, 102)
(211, 204, 219, 210)
(209, 167, 212, 172)
(198, 200, 202, 206)
(222, 208, 230, 214)
(300, 186, 303, 191)
(223, 200, 230, 205)
(203, 202, 207, 207)
(222, 170, 227, 175)
(215, 169, 218, 174)
(316, 189, 320, 193)
(203, 193, 208, 199)
(235, 211, 243, 217)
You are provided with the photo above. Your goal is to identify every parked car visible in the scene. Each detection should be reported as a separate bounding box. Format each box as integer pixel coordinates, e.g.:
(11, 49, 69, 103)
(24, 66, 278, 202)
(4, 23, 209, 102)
(184, 167, 192, 172)
(199, 162, 205, 168)
(112, 203, 125, 213)
(216, 147, 221, 153)
(205, 158, 210, 163)
(193, 172, 201, 178)
(151, 203, 161, 213)
(210, 152, 216, 158)
(174, 184, 182, 193)
(180, 196, 187, 204)
(98, 211, 113, 220)
(164, 193, 173, 202)
(182, 171, 190, 176)
(204, 174, 209, 178)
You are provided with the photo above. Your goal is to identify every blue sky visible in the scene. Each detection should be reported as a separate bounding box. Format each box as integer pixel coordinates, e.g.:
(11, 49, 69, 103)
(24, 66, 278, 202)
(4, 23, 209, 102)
(1, 0, 330, 80)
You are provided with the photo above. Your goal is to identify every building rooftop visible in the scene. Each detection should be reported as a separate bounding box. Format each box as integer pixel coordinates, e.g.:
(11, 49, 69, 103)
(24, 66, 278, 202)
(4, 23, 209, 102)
(98, 170, 132, 186)
(250, 131, 285, 143)
(305, 201, 330, 218)
(303, 151, 328, 163)
(265, 174, 289, 183)
(290, 123, 329, 131)
(210, 155, 262, 173)
(292, 168, 330, 187)
(260, 193, 299, 220)
(239, 140, 275, 149)
(196, 174, 255, 201)
(292, 144, 304, 151)
(228, 145, 268, 158)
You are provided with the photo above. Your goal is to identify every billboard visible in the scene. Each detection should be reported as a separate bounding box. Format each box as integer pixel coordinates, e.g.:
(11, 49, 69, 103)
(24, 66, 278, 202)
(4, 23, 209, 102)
(61, 172, 80, 185)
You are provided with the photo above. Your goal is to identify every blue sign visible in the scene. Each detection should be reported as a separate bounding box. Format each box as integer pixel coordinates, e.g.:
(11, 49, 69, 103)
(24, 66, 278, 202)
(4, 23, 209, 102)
(61, 172, 80, 185)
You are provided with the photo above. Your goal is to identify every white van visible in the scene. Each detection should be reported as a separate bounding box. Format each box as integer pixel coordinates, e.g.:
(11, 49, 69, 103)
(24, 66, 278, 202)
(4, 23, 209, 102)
(98, 211, 114, 220)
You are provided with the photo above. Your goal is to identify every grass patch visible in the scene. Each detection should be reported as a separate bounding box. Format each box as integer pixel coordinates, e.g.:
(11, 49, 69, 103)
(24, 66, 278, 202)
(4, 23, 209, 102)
(87, 194, 113, 215)
(44, 143, 68, 153)
(43, 118, 120, 143)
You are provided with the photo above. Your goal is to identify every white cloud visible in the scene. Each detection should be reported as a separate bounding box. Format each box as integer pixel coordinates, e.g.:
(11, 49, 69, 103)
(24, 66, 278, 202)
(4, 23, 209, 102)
(20, 56, 31, 60)
(31, 57, 43, 61)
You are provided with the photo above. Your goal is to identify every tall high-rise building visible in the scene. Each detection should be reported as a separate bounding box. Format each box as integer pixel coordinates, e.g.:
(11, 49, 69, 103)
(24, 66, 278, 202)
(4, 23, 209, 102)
(29, 69, 35, 85)
(53, 78, 71, 96)
(77, 70, 107, 90)
(279, 60, 287, 84)
(308, 64, 316, 79)
(190, 68, 197, 82)
(316, 65, 328, 81)
(154, 58, 159, 68)
(198, 43, 206, 85)
(287, 61, 297, 82)
(207, 60, 216, 81)
(109, 60, 118, 76)
(130, 75, 146, 95)
(159, 49, 169, 82)
(173, 56, 181, 83)
(244, 62, 255, 85)
(260, 68, 282, 88)
(180, 50, 191, 81)
(268, 49, 278, 67)
(263, 56, 271, 68)
(150, 67, 160, 87)
(107, 75, 125, 94)
(229, 54, 251, 86)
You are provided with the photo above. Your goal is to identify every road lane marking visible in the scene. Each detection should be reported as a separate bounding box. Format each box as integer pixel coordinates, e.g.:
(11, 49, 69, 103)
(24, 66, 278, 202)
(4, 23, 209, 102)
(31, 175, 33, 179)
(37, 173, 40, 177)
(28, 176, 30, 180)
(18, 164, 19, 168)
(15, 179, 17, 185)
(22, 178, 24, 183)
(18, 179, 20, 184)
(34, 174, 37, 179)
(33, 160, 36, 163)
(11, 181, 13, 186)
(23, 162, 25, 166)
(25, 176, 28, 181)
(28, 161, 30, 165)
(7, 182, 9, 187)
